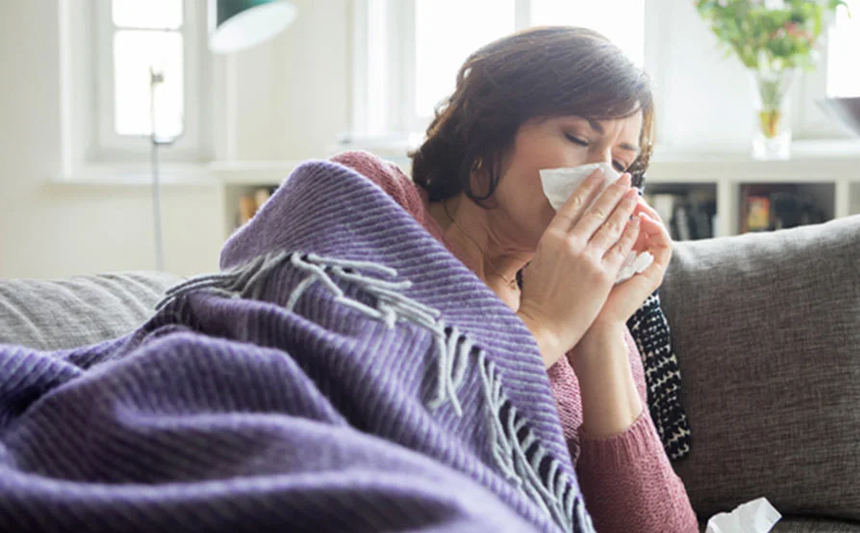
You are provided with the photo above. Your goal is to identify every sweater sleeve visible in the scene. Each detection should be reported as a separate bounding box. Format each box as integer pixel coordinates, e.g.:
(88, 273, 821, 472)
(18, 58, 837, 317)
(334, 149, 697, 530)
(574, 329, 698, 533)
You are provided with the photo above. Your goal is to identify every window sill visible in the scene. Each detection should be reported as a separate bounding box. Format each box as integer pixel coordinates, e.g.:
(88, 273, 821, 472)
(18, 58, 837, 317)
(52, 162, 217, 187)
(647, 139, 860, 183)
(330, 137, 414, 168)
(208, 160, 304, 185)
(51, 138, 860, 188)
(652, 139, 860, 163)
(51, 160, 306, 187)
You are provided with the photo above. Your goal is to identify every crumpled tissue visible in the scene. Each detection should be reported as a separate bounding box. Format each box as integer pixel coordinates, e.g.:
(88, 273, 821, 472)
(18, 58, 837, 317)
(706, 497, 782, 533)
(539, 163, 653, 284)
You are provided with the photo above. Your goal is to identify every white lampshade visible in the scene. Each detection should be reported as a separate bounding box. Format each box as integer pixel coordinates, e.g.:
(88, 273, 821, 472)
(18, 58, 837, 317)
(209, 0, 297, 54)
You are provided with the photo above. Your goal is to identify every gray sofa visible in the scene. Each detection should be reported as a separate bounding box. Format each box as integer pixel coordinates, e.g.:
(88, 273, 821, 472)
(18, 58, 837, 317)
(1, 214, 859, 532)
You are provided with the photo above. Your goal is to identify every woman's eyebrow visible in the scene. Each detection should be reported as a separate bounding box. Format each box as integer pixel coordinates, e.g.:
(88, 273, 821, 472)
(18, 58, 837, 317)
(586, 119, 605, 134)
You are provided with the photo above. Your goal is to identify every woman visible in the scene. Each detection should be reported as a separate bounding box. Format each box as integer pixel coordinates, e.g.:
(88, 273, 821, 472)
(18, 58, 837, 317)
(333, 26, 698, 532)
(0, 27, 694, 533)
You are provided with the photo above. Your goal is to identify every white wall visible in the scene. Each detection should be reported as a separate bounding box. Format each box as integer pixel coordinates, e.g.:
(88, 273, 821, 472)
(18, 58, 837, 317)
(648, 0, 844, 151)
(3, 0, 839, 279)
(0, 0, 223, 279)
(649, 0, 756, 151)
(0, 0, 350, 279)
(224, 0, 351, 161)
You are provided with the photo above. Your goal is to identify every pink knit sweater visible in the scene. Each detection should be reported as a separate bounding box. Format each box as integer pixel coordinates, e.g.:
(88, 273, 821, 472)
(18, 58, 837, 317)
(331, 151, 698, 532)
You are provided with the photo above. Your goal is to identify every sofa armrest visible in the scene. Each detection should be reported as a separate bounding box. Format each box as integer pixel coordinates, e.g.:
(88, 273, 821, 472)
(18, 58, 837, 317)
(0, 271, 184, 351)
(660, 215, 860, 522)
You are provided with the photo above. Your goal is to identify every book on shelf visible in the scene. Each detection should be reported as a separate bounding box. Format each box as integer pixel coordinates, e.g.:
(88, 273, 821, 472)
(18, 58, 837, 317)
(673, 205, 691, 241)
(253, 187, 272, 211)
(647, 194, 678, 231)
(745, 196, 771, 232)
(643, 191, 716, 241)
(236, 186, 278, 229)
(739, 184, 826, 234)
(237, 195, 256, 227)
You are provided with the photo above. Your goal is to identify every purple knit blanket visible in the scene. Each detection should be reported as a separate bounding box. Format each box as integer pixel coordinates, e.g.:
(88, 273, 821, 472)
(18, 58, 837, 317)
(0, 161, 595, 533)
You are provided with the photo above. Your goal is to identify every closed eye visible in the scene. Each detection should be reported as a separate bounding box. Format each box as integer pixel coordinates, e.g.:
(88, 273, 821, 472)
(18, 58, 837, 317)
(565, 133, 629, 173)
(564, 133, 588, 147)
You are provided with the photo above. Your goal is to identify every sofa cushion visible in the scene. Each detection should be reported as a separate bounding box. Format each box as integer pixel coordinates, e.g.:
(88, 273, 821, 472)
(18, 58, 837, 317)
(699, 517, 860, 533)
(0, 272, 183, 351)
(662, 215, 860, 522)
(773, 517, 860, 532)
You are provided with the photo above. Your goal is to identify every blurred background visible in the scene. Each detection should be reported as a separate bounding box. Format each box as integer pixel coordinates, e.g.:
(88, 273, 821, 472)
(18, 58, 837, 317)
(0, 0, 858, 279)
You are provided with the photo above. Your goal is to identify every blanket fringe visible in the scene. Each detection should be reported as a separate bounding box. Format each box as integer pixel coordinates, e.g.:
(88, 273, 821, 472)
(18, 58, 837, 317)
(156, 250, 594, 533)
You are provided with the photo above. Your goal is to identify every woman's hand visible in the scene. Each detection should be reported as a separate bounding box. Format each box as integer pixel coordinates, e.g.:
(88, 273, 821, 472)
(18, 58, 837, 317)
(585, 197, 673, 332)
(517, 168, 641, 368)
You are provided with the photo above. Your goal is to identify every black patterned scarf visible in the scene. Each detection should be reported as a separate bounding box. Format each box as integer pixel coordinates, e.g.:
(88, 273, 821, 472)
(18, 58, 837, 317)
(627, 290, 692, 461)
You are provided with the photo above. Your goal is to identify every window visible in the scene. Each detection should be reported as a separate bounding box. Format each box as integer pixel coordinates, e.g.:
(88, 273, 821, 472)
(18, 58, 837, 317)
(794, 0, 860, 139)
(529, 0, 644, 67)
(827, 0, 860, 98)
(353, 0, 646, 141)
(93, 0, 206, 159)
(414, 0, 516, 119)
(110, 0, 185, 137)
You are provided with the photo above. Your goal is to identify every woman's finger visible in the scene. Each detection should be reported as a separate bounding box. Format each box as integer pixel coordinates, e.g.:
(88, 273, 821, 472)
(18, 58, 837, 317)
(639, 211, 670, 242)
(588, 186, 639, 255)
(638, 212, 672, 266)
(604, 214, 641, 267)
(633, 198, 664, 225)
(546, 168, 606, 233)
(633, 200, 672, 247)
(632, 221, 651, 253)
(569, 173, 632, 241)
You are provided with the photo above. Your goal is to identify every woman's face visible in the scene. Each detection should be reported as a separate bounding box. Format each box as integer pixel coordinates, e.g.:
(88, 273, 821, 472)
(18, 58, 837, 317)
(489, 113, 643, 246)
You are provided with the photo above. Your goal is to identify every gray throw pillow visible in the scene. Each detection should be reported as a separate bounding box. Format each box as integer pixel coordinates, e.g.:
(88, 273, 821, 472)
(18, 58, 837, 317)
(661, 215, 860, 522)
(0, 271, 184, 351)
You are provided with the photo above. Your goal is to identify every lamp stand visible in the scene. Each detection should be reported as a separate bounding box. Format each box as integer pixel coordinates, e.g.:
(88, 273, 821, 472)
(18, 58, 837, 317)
(149, 66, 173, 272)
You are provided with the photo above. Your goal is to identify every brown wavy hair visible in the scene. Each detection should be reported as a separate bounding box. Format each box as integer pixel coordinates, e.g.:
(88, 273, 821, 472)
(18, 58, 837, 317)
(410, 26, 654, 205)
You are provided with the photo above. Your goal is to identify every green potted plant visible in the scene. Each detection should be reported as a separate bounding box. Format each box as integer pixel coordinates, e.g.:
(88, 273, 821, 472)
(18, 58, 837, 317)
(695, 0, 848, 159)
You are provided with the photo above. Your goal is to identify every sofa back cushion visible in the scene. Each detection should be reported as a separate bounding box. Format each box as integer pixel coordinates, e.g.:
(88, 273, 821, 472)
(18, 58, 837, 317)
(660, 214, 860, 522)
(0, 272, 183, 351)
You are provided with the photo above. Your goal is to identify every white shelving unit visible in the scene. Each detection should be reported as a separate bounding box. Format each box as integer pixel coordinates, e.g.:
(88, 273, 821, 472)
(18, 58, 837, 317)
(646, 141, 860, 237)
(214, 160, 303, 239)
(217, 141, 860, 241)
(852, 182, 860, 215)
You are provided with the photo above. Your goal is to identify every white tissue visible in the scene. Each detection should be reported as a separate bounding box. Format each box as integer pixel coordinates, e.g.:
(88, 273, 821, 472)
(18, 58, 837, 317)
(705, 498, 782, 533)
(616, 249, 654, 284)
(539, 162, 621, 212)
(539, 163, 653, 284)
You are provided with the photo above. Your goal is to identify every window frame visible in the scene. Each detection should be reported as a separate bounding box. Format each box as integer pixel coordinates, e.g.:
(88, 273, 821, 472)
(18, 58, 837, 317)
(352, 0, 856, 149)
(352, 0, 653, 143)
(793, 2, 858, 140)
(352, 0, 538, 140)
(91, 0, 208, 162)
